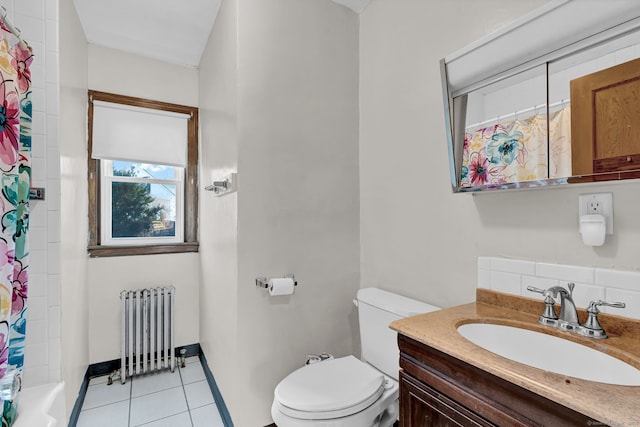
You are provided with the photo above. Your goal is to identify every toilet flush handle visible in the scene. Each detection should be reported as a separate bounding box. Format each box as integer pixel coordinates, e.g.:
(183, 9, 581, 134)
(353, 299, 358, 307)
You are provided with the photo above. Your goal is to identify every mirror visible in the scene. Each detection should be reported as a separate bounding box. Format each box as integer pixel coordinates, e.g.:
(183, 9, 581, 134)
(442, 0, 640, 192)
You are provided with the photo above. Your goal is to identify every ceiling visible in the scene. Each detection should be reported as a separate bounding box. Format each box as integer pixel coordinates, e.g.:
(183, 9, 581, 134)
(74, 0, 371, 68)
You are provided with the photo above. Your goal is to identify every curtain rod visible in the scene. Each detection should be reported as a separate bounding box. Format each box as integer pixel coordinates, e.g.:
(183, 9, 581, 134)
(0, 7, 31, 52)
(465, 99, 570, 131)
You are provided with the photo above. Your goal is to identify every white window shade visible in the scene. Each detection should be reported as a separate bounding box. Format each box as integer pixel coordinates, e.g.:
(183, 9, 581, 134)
(92, 100, 190, 167)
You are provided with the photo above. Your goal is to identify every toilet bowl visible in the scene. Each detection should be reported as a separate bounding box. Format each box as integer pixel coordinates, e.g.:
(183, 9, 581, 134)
(271, 356, 397, 427)
(271, 287, 440, 427)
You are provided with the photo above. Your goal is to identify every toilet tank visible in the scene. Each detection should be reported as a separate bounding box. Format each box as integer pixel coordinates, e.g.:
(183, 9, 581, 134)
(356, 288, 440, 380)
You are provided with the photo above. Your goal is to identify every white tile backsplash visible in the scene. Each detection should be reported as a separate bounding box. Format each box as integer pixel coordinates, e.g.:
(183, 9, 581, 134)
(491, 258, 535, 276)
(479, 257, 640, 321)
(490, 271, 522, 295)
(595, 268, 640, 292)
(604, 288, 640, 320)
(535, 262, 595, 284)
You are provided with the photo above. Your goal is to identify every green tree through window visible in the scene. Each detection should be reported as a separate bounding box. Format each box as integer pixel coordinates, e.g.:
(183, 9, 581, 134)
(112, 168, 163, 238)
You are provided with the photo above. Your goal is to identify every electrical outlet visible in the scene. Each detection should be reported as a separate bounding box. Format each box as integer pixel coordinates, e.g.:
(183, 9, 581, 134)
(578, 193, 613, 234)
(587, 199, 603, 214)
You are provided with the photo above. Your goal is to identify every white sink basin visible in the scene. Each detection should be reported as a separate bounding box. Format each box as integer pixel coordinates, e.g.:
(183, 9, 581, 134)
(457, 323, 640, 386)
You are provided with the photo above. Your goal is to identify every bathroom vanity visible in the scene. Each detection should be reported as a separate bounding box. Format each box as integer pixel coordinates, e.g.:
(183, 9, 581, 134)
(390, 289, 640, 426)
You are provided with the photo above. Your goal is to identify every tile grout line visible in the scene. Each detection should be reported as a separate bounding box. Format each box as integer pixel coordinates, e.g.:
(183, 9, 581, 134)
(178, 364, 196, 427)
(128, 376, 133, 427)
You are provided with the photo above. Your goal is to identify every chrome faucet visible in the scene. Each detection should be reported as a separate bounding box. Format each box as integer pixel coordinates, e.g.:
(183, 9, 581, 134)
(528, 283, 626, 339)
(527, 283, 579, 330)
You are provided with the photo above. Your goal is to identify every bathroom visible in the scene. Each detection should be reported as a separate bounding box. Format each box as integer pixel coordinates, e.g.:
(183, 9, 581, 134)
(2, 0, 640, 425)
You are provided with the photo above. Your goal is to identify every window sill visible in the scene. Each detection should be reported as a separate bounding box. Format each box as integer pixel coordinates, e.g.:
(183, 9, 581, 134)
(88, 242, 199, 258)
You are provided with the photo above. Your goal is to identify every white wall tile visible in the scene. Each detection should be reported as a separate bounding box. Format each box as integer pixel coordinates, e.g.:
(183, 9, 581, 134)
(25, 319, 47, 345)
(478, 268, 490, 289)
(45, 19, 57, 52)
(535, 262, 595, 284)
(604, 288, 640, 320)
(30, 249, 47, 274)
(24, 343, 47, 367)
(29, 45, 46, 89)
(13, 14, 44, 43)
(14, 0, 44, 19)
(490, 258, 535, 275)
(31, 133, 46, 159)
(595, 268, 640, 292)
(477, 257, 491, 270)
(47, 210, 60, 243)
(46, 179, 60, 211)
(47, 274, 60, 307)
(32, 110, 45, 135)
(22, 365, 48, 389)
(45, 0, 57, 21)
(47, 242, 60, 275)
(47, 306, 60, 338)
(490, 271, 522, 295)
(30, 226, 47, 250)
(479, 257, 640, 321)
(46, 82, 58, 113)
(46, 113, 58, 148)
(46, 53, 58, 84)
(31, 157, 46, 187)
(28, 296, 47, 321)
(29, 273, 47, 297)
(48, 338, 61, 381)
(30, 200, 47, 226)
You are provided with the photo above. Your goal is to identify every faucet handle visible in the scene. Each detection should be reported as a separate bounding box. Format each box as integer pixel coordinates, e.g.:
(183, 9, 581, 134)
(587, 299, 626, 313)
(526, 286, 558, 325)
(526, 286, 547, 295)
(579, 299, 626, 339)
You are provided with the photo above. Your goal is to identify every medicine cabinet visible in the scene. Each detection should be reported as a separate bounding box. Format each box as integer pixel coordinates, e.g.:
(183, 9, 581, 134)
(442, 0, 640, 192)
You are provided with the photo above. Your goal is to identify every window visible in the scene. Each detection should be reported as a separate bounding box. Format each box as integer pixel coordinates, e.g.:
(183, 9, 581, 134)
(88, 91, 199, 257)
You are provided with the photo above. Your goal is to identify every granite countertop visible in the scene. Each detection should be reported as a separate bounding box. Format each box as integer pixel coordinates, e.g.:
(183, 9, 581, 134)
(389, 289, 640, 427)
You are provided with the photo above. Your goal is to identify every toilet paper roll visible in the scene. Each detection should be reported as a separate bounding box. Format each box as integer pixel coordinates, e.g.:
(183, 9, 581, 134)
(580, 214, 606, 246)
(268, 277, 295, 296)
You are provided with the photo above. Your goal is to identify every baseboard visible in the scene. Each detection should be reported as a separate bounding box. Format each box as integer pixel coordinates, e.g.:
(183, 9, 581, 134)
(199, 349, 234, 427)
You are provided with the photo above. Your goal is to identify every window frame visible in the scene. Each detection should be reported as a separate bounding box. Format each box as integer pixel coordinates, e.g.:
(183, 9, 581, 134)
(88, 90, 199, 257)
(100, 159, 185, 246)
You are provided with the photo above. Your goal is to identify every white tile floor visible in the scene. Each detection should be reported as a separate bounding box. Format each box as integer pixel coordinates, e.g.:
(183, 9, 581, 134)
(77, 357, 225, 427)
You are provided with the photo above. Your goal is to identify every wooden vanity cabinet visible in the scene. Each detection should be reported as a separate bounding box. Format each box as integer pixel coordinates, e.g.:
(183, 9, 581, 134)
(397, 334, 602, 427)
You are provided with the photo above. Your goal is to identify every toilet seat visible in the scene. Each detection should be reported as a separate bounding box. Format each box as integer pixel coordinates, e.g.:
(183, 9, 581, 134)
(274, 355, 385, 420)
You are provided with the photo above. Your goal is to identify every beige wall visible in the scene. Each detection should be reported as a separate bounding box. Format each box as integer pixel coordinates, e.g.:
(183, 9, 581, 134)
(85, 46, 201, 363)
(197, 0, 239, 416)
(198, 0, 360, 424)
(359, 0, 640, 310)
(60, 0, 89, 414)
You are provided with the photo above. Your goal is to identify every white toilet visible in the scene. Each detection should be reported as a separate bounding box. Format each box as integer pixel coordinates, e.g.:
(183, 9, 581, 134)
(271, 287, 440, 426)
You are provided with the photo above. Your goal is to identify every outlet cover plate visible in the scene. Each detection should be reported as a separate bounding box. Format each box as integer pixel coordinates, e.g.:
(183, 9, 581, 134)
(579, 193, 613, 234)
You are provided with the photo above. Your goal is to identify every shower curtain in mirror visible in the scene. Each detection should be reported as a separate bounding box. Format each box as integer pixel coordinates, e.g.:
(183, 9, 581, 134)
(460, 107, 572, 188)
(0, 19, 33, 427)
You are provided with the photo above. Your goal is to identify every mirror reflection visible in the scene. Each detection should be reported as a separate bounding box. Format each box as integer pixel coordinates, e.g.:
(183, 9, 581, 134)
(442, 2, 640, 192)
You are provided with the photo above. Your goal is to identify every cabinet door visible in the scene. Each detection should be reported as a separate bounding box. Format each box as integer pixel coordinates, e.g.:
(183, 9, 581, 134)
(400, 372, 496, 427)
(571, 57, 640, 179)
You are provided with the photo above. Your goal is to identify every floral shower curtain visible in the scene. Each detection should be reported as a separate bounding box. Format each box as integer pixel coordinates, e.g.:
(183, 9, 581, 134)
(460, 107, 572, 188)
(0, 18, 33, 427)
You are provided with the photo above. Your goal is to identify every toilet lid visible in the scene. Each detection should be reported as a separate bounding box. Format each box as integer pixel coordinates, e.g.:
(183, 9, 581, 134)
(274, 355, 384, 419)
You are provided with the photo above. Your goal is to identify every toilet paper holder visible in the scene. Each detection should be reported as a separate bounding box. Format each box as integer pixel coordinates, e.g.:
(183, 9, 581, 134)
(256, 274, 298, 289)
